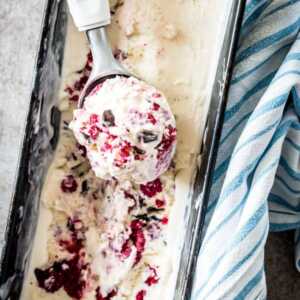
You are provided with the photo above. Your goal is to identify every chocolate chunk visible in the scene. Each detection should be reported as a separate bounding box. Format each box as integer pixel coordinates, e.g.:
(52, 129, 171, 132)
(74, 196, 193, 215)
(147, 207, 164, 213)
(150, 216, 161, 222)
(71, 153, 78, 161)
(113, 48, 128, 61)
(138, 130, 158, 143)
(103, 110, 115, 127)
(82, 132, 90, 141)
(81, 180, 89, 195)
(135, 214, 150, 222)
(139, 196, 146, 208)
(133, 147, 146, 155)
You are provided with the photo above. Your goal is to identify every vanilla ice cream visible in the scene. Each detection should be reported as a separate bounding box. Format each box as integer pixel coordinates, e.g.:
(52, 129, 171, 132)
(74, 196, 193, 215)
(21, 0, 232, 299)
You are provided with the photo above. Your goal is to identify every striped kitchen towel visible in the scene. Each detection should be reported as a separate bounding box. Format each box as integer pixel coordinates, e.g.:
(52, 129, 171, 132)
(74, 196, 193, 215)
(192, 0, 300, 299)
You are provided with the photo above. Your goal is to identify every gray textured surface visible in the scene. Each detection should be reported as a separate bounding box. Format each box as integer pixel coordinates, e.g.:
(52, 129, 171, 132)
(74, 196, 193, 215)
(0, 0, 46, 253)
(0, 1, 300, 300)
(265, 232, 300, 300)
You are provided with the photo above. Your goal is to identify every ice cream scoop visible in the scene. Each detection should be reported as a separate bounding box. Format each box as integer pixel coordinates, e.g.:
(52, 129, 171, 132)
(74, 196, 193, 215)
(67, 0, 130, 108)
(67, 0, 177, 183)
(70, 76, 177, 183)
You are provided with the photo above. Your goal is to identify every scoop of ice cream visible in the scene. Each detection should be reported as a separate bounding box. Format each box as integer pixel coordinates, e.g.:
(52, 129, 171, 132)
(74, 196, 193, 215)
(70, 76, 176, 183)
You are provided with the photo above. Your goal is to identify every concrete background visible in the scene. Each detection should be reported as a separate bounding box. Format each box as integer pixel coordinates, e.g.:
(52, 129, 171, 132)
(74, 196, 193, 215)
(0, 0, 46, 252)
(0, 1, 300, 299)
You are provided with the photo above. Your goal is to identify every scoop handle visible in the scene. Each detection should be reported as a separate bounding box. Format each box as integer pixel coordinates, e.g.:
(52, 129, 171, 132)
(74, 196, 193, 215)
(67, 0, 111, 31)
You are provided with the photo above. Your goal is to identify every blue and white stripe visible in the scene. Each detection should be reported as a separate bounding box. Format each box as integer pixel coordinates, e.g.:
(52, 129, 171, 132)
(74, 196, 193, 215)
(192, 1, 300, 299)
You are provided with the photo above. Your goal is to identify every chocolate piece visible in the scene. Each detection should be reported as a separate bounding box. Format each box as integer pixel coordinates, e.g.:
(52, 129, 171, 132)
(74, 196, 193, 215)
(81, 180, 89, 195)
(103, 110, 115, 127)
(133, 147, 146, 155)
(138, 130, 158, 143)
(147, 207, 164, 213)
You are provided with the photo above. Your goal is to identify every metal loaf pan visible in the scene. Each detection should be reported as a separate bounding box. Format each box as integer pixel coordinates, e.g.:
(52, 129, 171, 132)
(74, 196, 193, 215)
(0, 0, 245, 299)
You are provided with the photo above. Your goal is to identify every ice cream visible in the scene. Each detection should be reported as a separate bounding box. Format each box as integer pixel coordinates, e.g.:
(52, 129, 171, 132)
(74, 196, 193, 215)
(21, 0, 233, 299)
(70, 76, 176, 184)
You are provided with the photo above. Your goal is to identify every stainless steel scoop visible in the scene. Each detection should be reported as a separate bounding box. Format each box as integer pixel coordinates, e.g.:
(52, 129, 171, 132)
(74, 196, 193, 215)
(80, 27, 130, 107)
(67, 0, 130, 108)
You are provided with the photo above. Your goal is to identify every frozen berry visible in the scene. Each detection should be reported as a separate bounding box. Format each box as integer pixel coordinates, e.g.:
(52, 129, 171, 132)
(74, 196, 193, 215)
(119, 142, 131, 159)
(121, 239, 132, 258)
(89, 125, 100, 140)
(59, 236, 82, 254)
(96, 287, 117, 300)
(161, 217, 169, 225)
(145, 275, 159, 286)
(156, 125, 176, 160)
(145, 266, 159, 286)
(90, 114, 99, 124)
(140, 178, 163, 198)
(65, 86, 74, 95)
(152, 92, 161, 98)
(130, 220, 145, 264)
(152, 102, 160, 111)
(70, 95, 79, 102)
(147, 113, 157, 124)
(61, 175, 78, 193)
(87, 51, 93, 63)
(35, 262, 64, 293)
(136, 290, 146, 300)
(155, 199, 165, 208)
(35, 255, 87, 299)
